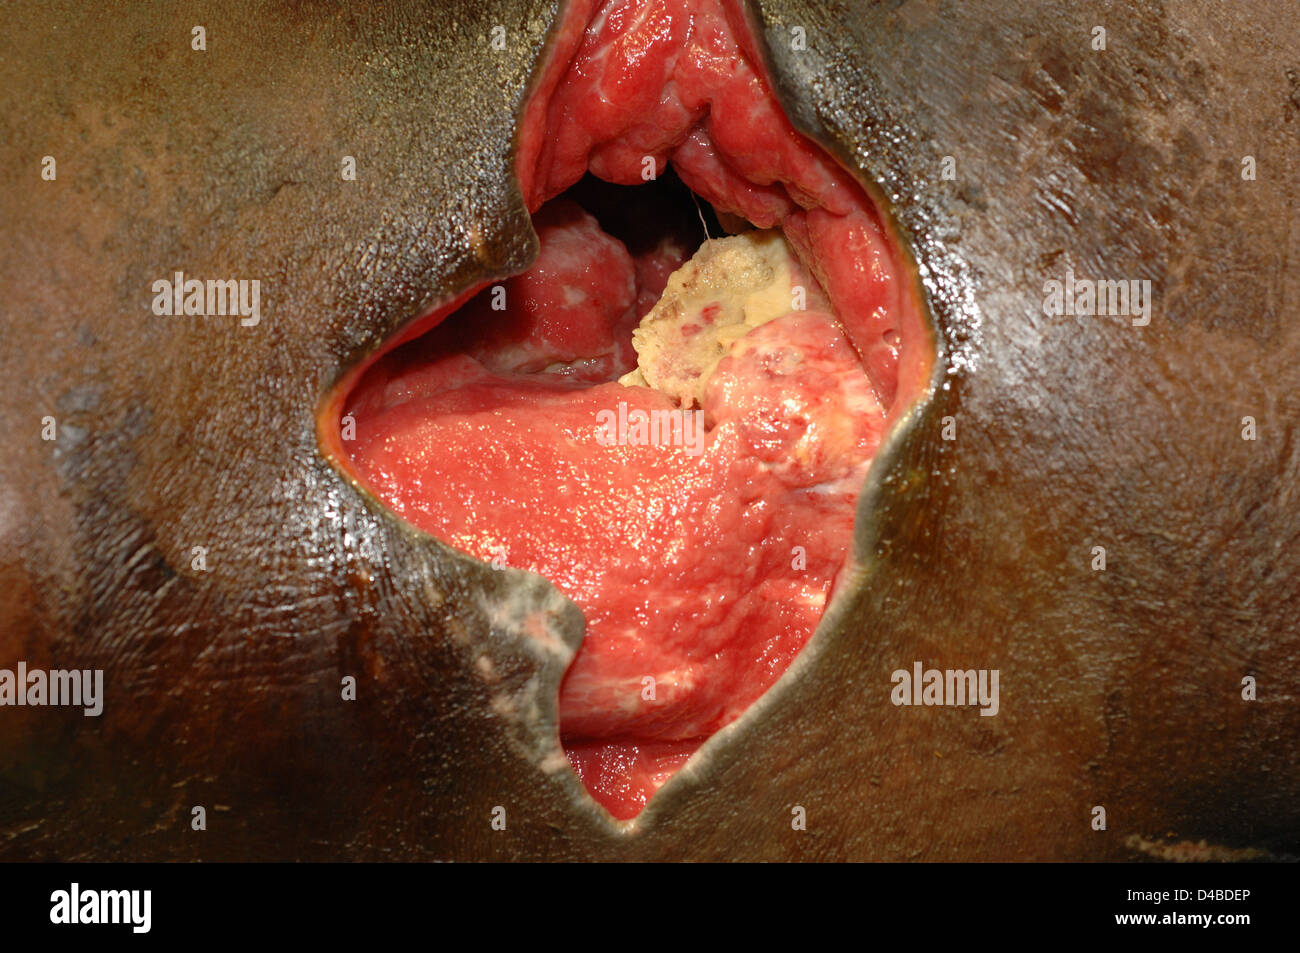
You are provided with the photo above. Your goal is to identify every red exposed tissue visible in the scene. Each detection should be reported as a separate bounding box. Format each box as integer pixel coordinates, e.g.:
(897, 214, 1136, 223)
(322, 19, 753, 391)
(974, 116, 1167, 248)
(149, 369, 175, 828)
(333, 0, 929, 820)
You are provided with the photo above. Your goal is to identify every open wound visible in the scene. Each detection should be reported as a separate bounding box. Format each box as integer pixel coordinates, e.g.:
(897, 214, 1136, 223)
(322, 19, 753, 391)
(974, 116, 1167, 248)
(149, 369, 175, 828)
(331, 0, 931, 820)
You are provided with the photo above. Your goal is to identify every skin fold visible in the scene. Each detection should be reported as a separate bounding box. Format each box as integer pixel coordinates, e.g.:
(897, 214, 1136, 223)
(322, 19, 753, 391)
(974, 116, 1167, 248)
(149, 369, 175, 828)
(0, 0, 1296, 860)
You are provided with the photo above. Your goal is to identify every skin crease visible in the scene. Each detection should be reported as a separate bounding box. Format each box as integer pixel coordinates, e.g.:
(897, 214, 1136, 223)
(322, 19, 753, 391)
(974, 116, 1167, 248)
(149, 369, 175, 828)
(0, 0, 1296, 861)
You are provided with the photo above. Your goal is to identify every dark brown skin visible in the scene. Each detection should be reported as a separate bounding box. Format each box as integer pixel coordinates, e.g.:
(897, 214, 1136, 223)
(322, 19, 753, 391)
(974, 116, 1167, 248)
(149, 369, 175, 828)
(0, 0, 1296, 860)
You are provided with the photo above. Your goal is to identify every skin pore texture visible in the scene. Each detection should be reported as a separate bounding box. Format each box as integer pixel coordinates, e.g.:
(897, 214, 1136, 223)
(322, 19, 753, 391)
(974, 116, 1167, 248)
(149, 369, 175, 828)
(0, 0, 1297, 859)
(339, 0, 928, 819)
